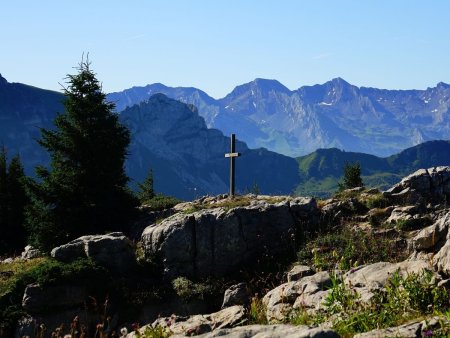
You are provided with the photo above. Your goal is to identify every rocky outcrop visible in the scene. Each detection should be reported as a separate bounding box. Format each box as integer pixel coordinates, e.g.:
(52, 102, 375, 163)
(142, 197, 318, 279)
(51, 232, 136, 272)
(171, 324, 340, 338)
(385, 166, 450, 204)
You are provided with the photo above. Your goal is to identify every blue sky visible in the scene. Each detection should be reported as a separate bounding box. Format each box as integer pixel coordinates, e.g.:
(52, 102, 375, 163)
(1, 1, 449, 98)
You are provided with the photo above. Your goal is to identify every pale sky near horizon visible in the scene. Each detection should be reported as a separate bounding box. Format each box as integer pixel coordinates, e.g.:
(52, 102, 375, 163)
(1, 0, 449, 98)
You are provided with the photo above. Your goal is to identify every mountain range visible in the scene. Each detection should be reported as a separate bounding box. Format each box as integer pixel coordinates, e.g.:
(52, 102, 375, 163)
(108, 78, 450, 157)
(2, 73, 450, 199)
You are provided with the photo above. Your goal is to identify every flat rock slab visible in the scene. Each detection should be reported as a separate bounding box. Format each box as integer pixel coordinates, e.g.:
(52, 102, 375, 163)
(172, 324, 340, 338)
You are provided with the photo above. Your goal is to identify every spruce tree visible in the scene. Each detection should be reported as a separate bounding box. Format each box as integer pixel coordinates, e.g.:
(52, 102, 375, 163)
(6, 155, 28, 251)
(26, 60, 137, 251)
(137, 169, 155, 203)
(0, 149, 28, 254)
(0, 147, 8, 253)
(338, 162, 364, 191)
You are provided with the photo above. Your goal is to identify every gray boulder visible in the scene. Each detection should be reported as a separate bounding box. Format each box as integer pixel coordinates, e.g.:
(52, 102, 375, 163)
(172, 324, 340, 338)
(51, 232, 135, 272)
(142, 198, 317, 279)
(263, 271, 331, 322)
(21, 245, 43, 260)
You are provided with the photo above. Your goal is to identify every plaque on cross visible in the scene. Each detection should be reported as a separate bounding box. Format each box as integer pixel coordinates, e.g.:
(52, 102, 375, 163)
(224, 134, 241, 197)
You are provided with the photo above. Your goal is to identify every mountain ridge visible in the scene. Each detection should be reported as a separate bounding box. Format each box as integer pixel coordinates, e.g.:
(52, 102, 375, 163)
(108, 78, 450, 157)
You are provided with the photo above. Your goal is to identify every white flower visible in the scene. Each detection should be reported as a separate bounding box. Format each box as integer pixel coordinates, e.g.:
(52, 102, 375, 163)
(120, 327, 128, 336)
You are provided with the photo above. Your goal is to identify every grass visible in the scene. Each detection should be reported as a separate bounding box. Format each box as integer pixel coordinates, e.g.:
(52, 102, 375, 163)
(297, 224, 407, 271)
(182, 195, 286, 214)
(248, 296, 268, 325)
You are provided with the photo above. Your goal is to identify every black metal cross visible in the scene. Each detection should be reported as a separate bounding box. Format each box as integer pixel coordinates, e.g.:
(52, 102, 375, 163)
(224, 133, 241, 197)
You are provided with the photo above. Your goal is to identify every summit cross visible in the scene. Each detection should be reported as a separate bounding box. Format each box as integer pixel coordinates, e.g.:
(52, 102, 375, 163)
(224, 133, 241, 197)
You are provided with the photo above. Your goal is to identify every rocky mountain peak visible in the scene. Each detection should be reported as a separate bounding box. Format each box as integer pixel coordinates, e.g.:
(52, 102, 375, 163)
(436, 81, 450, 89)
(225, 78, 291, 101)
(0, 73, 7, 85)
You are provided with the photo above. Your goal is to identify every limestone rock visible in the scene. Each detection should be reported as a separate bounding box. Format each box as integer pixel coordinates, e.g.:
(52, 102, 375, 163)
(287, 265, 314, 282)
(354, 316, 447, 338)
(141, 198, 317, 278)
(344, 260, 435, 302)
(129, 305, 246, 337)
(22, 283, 87, 313)
(386, 166, 450, 204)
(170, 324, 340, 338)
(386, 206, 417, 223)
(263, 271, 331, 322)
(221, 283, 249, 308)
(51, 232, 135, 272)
(411, 212, 450, 250)
(21, 245, 43, 260)
(354, 321, 422, 338)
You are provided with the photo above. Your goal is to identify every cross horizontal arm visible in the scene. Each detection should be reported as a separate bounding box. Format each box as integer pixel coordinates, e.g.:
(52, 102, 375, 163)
(225, 152, 241, 158)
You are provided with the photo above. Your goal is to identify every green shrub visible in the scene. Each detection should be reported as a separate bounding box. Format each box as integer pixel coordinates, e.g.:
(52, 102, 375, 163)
(171, 277, 220, 301)
(143, 194, 181, 211)
(365, 193, 390, 209)
(396, 217, 432, 231)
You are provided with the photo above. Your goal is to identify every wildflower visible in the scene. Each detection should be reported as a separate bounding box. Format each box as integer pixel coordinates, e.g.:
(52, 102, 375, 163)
(131, 322, 140, 331)
(120, 327, 128, 337)
(423, 330, 433, 337)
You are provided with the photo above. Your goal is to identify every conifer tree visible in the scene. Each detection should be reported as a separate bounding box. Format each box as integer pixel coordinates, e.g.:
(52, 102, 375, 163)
(6, 155, 28, 251)
(26, 59, 137, 250)
(137, 169, 155, 203)
(0, 149, 28, 254)
(0, 147, 8, 253)
(338, 162, 364, 191)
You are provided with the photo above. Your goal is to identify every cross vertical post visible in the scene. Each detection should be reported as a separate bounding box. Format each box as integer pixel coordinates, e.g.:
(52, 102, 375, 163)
(224, 133, 241, 197)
